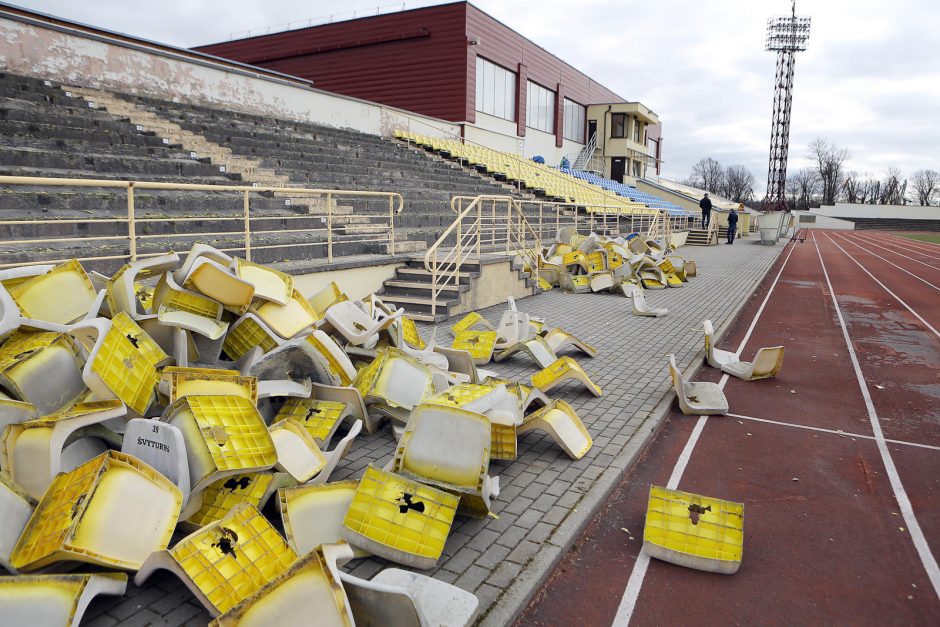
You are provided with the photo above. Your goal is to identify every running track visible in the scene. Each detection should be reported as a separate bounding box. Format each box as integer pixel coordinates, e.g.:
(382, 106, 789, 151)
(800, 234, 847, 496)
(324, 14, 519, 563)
(518, 230, 940, 625)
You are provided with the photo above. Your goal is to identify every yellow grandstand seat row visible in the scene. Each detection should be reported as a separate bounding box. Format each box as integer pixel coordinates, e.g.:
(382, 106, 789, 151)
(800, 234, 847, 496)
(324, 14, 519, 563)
(395, 130, 656, 216)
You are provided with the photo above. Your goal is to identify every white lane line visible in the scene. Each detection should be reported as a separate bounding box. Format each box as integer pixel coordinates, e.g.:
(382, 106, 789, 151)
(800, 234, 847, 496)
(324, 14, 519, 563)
(823, 232, 940, 341)
(727, 412, 940, 452)
(875, 232, 940, 254)
(854, 232, 940, 265)
(832, 232, 940, 291)
(814, 233, 940, 600)
(849, 232, 940, 271)
(611, 243, 798, 627)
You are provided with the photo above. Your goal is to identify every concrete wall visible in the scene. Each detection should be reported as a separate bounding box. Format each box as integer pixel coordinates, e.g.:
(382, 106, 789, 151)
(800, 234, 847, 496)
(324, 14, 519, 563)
(454, 258, 534, 315)
(812, 203, 940, 220)
(793, 212, 855, 230)
(294, 262, 402, 302)
(0, 13, 459, 139)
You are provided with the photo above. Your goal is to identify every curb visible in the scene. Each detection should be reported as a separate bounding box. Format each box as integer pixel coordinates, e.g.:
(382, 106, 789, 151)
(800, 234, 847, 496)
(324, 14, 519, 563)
(480, 240, 789, 626)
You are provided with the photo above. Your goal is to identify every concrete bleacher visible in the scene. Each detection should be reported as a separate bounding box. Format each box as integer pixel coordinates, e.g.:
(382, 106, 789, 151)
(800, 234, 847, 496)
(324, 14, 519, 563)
(0, 72, 522, 272)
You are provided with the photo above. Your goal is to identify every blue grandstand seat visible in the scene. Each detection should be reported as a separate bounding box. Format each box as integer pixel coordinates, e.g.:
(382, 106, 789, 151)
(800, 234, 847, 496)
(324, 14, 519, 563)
(557, 168, 691, 216)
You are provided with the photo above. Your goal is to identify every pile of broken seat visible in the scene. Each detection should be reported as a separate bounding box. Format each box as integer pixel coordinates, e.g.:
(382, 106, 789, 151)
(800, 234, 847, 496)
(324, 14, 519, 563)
(0, 244, 598, 626)
(536, 228, 695, 303)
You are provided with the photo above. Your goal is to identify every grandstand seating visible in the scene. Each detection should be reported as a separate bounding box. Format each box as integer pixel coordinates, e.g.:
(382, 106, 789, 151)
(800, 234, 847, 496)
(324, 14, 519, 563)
(395, 130, 693, 219)
(395, 130, 656, 215)
(560, 169, 687, 215)
(0, 72, 524, 271)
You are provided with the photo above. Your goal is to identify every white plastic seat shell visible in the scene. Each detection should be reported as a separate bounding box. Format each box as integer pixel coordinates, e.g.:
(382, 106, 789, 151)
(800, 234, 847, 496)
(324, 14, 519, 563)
(668, 354, 729, 416)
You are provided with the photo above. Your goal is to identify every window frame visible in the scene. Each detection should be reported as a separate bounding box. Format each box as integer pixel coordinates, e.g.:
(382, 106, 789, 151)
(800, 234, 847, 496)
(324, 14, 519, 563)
(526, 80, 556, 134)
(563, 98, 585, 143)
(474, 56, 517, 122)
(611, 113, 626, 138)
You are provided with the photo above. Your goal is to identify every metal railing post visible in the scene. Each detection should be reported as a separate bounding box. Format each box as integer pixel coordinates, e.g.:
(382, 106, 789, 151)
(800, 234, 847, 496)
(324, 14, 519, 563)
(431, 250, 437, 318)
(388, 195, 396, 255)
(505, 200, 512, 253)
(243, 189, 251, 261)
(126, 182, 137, 261)
(327, 192, 333, 262)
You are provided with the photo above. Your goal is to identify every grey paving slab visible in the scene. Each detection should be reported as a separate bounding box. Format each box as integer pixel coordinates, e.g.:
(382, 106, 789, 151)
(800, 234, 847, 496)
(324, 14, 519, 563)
(86, 237, 783, 626)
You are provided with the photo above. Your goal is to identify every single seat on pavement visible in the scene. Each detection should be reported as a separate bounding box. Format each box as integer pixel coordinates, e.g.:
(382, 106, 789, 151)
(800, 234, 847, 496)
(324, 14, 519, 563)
(668, 354, 729, 416)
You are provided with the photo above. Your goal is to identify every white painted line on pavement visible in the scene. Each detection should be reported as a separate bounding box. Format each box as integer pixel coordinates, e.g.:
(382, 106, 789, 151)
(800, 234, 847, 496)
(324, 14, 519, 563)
(833, 232, 940, 290)
(875, 232, 940, 254)
(611, 242, 797, 627)
(823, 232, 940, 340)
(848, 232, 940, 272)
(814, 233, 940, 601)
(727, 412, 940, 452)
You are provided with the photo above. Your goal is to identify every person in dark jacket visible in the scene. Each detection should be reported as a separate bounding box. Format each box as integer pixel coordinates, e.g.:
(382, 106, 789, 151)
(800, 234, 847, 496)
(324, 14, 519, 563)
(726, 204, 741, 244)
(699, 193, 712, 229)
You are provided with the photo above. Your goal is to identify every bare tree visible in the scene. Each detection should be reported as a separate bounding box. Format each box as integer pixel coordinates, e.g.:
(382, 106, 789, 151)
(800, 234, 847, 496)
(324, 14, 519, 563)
(878, 167, 905, 205)
(842, 171, 875, 204)
(689, 157, 725, 193)
(809, 138, 849, 206)
(786, 168, 819, 210)
(909, 169, 939, 206)
(720, 164, 756, 202)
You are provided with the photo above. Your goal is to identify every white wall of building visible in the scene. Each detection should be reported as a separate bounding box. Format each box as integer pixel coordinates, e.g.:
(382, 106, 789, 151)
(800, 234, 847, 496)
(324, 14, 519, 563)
(0, 14, 459, 139)
(812, 203, 940, 220)
(793, 212, 855, 230)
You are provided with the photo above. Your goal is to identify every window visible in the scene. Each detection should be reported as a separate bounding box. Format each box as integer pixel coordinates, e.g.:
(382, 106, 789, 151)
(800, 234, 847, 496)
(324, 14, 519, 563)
(475, 57, 516, 122)
(526, 81, 555, 133)
(611, 113, 626, 138)
(634, 119, 643, 142)
(563, 98, 585, 143)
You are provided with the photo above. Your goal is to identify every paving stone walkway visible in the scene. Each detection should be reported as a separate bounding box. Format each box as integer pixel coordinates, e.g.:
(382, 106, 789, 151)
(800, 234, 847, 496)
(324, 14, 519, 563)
(83, 237, 784, 626)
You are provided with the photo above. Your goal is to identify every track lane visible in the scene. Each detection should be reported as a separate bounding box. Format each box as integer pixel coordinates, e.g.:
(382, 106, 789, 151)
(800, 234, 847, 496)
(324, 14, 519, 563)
(518, 234, 940, 625)
(832, 232, 940, 286)
(850, 232, 940, 270)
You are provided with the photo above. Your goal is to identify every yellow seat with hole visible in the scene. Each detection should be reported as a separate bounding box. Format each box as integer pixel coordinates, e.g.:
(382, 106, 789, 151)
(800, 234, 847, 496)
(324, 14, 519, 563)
(451, 330, 497, 365)
(183, 472, 294, 530)
(342, 465, 458, 570)
(643, 485, 744, 574)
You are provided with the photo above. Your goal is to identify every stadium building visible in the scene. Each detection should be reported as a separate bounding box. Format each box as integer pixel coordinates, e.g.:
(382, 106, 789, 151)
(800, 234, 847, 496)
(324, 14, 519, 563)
(196, 1, 662, 182)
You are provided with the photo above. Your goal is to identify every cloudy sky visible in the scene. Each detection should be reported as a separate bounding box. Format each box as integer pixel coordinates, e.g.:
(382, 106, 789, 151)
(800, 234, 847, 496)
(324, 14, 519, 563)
(15, 0, 940, 190)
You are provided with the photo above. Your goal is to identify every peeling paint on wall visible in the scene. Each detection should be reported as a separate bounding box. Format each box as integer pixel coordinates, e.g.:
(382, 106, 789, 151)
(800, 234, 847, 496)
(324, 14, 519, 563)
(0, 17, 461, 139)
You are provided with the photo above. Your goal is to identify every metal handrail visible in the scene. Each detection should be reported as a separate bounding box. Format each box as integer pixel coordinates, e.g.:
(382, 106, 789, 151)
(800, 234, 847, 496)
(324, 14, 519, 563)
(0, 175, 404, 268)
(425, 195, 545, 318)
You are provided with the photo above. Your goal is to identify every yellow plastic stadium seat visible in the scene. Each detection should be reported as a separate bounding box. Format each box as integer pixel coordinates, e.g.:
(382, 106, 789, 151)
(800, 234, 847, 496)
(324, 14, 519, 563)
(222, 314, 282, 361)
(163, 395, 277, 496)
(232, 258, 293, 306)
(278, 480, 366, 557)
(352, 348, 434, 420)
(135, 503, 298, 616)
(0, 331, 86, 415)
(183, 258, 255, 314)
(392, 403, 494, 517)
(0, 573, 128, 627)
(251, 289, 318, 339)
(10, 259, 97, 325)
(451, 330, 498, 365)
(165, 366, 258, 404)
(342, 465, 459, 570)
(268, 419, 328, 483)
(400, 315, 426, 350)
(275, 397, 355, 447)
(209, 546, 353, 627)
(153, 272, 228, 340)
(307, 282, 348, 318)
(2, 399, 126, 500)
(184, 472, 294, 530)
(518, 399, 593, 460)
(643, 485, 744, 574)
(449, 312, 495, 336)
(306, 330, 358, 386)
(106, 253, 180, 319)
(0, 470, 35, 573)
(11, 451, 182, 572)
(531, 356, 602, 397)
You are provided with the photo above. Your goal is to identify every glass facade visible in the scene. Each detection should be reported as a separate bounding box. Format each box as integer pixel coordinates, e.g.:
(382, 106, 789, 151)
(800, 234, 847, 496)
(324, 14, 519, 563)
(563, 98, 585, 142)
(526, 81, 555, 134)
(475, 57, 516, 122)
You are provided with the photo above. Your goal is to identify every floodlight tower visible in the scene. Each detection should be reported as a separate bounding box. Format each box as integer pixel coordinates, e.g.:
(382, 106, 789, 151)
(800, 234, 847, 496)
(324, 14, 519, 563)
(763, 1, 811, 211)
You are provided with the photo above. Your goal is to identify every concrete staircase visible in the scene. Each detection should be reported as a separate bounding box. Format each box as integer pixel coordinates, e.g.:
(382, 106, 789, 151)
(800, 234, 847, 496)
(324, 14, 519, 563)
(378, 255, 538, 322)
(685, 227, 718, 246)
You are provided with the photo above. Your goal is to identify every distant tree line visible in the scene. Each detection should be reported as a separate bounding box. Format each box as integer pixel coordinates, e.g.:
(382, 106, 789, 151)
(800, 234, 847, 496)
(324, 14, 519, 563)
(683, 138, 938, 210)
(680, 158, 756, 204)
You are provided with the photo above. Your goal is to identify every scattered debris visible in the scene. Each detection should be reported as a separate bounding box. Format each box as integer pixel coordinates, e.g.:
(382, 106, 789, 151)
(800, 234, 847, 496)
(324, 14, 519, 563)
(0, 248, 599, 617)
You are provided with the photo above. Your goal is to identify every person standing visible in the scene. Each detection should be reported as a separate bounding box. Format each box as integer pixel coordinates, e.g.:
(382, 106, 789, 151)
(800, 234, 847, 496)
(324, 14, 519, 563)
(699, 193, 712, 229)
(726, 204, 741, 244)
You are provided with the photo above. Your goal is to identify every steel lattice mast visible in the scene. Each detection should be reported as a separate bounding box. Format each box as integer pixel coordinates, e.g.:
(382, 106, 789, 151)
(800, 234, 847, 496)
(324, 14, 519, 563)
(763, 1, 811, 211)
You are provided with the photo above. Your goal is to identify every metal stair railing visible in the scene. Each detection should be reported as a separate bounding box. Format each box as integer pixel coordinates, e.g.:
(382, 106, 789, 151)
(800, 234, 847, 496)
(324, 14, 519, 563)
(571, 134, 597, 170)
(424, 195, 542, 319)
